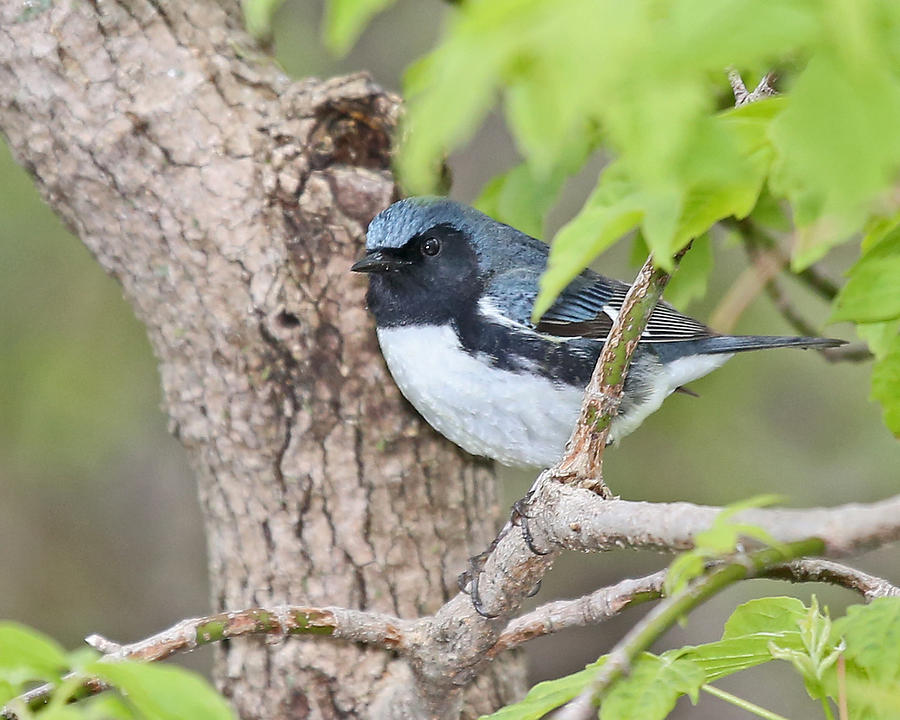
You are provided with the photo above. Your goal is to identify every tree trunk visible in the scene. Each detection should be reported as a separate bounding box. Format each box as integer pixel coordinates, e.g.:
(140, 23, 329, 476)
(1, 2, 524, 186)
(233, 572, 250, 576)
(0, 0, 527, 716)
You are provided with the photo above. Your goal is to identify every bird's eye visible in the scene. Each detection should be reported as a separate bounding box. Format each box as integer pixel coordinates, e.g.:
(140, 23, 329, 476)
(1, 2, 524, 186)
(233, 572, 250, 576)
(421, 237, 442, 257)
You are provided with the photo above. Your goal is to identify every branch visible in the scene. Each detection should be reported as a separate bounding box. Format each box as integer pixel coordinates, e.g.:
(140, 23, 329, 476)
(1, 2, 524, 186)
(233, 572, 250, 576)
(88, 605, 409, 660)
(709, 244, 784, 332)
(551, 250, 687, 491)
(728, 69, 778, 106)
(489, 571, 667, 657)
(710, 219, 870, 363)
(7, 498, 898, 720)
(488, 558, 899, 658)
(768, 558, 900, 601)
(557, 539, 825, 720)
(4, 606, 410, 716)
(529, 482, 900, 558)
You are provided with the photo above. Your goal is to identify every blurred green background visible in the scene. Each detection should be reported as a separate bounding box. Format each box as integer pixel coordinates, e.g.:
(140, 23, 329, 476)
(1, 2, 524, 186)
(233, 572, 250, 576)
(1, 1, 897, 716)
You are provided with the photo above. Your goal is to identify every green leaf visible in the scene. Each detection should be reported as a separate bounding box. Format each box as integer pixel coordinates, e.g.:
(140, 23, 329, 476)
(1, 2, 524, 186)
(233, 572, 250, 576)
(83, 694, 138, 720)
(0, 622, 68, 681)
(836, 597, 900, 684)
(38, 708, 86, 720)
(535, 162, 644, 320)
(475, 163, 568, 239)
(323, 0, 399, 54)
(862, 214, 900, 254)
(88, 661, 236, 720)
(751, 186, 792, 234)
(683, 597, 807, 682)
(870, 341, 900, 436)
(722, 597, 808, 639)
(640, 187, 684, 268)
(660, 233, 712, 310)
(664, 495, 785, 595)
(398, 0, 543, 193)
(768, 597, 842, 700)
(856, 320, 900, 359)
(826, 599, 900, 717)
(600, 653, 704, 720)
(503, 37, 599, 175)
(241, 0, 286, 42)
(478, 663, 599, 720)
(770, 47, 900, 268)
(0, 679, 15, 705)
(666, 100, 781, 256)
(830, 257, 900, 323)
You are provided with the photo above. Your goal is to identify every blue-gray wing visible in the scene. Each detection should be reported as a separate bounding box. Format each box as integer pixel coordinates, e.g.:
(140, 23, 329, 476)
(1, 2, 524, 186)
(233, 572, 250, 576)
(486, 267, 715, 343)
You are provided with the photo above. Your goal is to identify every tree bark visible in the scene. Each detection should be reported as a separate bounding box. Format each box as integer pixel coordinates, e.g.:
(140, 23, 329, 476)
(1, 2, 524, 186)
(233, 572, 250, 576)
(0, 1, 527, 717)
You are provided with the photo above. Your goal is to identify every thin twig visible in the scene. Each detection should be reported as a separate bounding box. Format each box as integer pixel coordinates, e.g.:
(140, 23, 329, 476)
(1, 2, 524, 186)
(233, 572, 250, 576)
(6, 493, 900, 719)
(738, 223, 870, 361)
(551, 250, 688, 492)
(710, 246, 784, 332)
(489, 571, 667, 657)
(487, 558, 900, 658)
(837, 655, 849, 720)
(740, 219, 840, 302)
(711, 218, 869, 361)
(820, 343, 872, 363)
(767, 558, 900, 601)
(739, 218, 840, 306)
(487, 557, 900, 659)
(556, 539, 825, 720)
(84, 605, 409, 661)
(728, 69, 778, 106)
(3, 606, 410, 717)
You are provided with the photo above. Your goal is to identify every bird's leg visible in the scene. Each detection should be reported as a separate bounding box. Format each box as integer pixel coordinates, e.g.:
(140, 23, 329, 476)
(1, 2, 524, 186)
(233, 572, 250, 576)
(511, 489, 552, 556)
(459, 481, 556, 615)
(458, 523, 512, 618)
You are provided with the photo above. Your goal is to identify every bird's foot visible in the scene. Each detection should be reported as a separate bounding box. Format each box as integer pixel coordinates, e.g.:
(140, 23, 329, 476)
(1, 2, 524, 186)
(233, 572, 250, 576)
(458, 538, 503, 618)
(510, 490, 552, 556)
(458, 489, 552, 616)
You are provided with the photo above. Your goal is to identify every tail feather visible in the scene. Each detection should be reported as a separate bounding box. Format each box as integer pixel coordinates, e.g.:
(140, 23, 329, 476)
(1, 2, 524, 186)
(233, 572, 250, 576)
(694, 335, 846, 355)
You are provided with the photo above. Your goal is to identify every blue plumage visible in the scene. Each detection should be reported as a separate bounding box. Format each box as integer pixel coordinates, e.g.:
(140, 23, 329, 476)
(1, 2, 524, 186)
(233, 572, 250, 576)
(354, 197, 844, 467)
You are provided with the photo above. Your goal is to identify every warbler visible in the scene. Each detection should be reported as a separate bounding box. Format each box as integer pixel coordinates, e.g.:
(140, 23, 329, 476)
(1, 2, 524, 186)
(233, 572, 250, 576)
(352, 197, 842, 468)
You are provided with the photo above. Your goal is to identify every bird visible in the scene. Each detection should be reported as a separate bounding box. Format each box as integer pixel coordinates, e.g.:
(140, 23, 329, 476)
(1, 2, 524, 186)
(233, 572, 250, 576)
(351, 196, 843, 468)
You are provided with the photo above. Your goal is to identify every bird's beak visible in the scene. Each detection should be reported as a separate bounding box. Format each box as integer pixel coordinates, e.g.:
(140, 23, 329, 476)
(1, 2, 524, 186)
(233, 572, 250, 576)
(351, 249, 412, 274)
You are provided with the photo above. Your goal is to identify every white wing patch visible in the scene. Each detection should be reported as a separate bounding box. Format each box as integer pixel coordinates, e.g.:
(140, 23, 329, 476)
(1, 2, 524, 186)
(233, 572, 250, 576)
(476, 296, 533, 331)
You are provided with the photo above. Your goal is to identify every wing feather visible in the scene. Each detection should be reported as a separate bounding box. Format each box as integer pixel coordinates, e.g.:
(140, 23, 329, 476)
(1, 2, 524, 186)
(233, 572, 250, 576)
(536, 271, 715, 343)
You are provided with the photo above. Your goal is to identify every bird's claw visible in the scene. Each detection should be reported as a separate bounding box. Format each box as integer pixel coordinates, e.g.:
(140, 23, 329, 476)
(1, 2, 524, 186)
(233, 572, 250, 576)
(459, 490, 550, 616)
(458, 546, 501, 618)
(510, 491, 551, 556)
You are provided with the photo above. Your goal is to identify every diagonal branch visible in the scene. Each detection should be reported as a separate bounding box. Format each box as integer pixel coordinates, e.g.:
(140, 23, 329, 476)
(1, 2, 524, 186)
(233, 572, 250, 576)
(551, 251, 688, 492)
(736, 220, 871, 363)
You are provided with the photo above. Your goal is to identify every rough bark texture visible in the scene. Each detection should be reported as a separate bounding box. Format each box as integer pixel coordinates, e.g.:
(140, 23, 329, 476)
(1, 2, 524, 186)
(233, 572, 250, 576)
(0, 0, 527, 717)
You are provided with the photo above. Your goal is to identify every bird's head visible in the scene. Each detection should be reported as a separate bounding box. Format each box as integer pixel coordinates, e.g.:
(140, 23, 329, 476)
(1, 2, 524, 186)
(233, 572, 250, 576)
(352, 197, 546, 327)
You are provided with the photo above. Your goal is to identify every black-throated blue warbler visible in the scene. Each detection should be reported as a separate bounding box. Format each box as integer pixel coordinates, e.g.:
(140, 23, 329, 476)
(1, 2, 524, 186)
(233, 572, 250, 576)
(352, 197, 843, 468)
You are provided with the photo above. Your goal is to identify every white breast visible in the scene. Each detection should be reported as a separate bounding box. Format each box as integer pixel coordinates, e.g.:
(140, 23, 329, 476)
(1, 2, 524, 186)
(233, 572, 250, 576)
(376, 324, 734, 467)
(376, 324, 584, 467)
